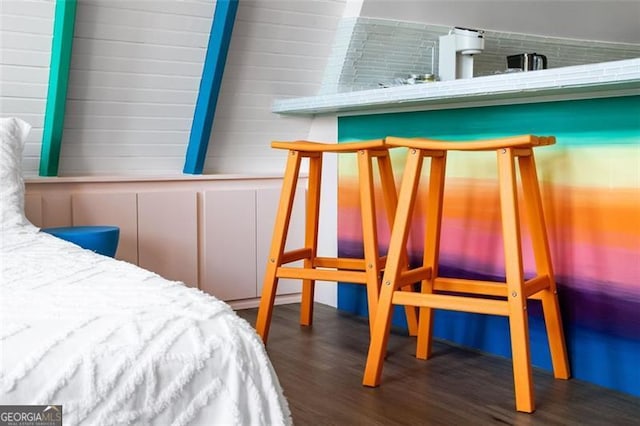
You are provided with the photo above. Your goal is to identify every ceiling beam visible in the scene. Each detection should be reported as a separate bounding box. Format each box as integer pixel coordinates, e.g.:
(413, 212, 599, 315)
(183, 0, 239, 175)
(39, 0, 77, 176)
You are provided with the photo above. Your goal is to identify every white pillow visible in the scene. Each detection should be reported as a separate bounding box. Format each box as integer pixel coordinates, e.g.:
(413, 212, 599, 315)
(1, 117, 36, 231)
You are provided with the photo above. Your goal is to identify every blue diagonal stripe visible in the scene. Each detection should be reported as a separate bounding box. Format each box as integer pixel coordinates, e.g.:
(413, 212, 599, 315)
(183, 0, 239, 174)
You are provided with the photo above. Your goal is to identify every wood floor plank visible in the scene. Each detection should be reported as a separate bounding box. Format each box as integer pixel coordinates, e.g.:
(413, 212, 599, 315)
(237, 303, 640, 425)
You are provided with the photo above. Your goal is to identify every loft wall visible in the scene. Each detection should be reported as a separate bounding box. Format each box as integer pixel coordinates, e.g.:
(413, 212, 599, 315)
(0, 0, 55, 175)
(58, 0, 346, 176)
(1, 0, 347, 177)
(59, 0, 214, 175)
(204, 0, 347, 174)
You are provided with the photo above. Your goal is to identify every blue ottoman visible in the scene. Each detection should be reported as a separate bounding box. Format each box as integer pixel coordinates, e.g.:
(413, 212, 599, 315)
(42, 226, 120, 258)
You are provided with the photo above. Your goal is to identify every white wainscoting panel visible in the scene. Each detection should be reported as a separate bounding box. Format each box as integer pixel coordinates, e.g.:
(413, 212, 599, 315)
(138, 190, 199, 287)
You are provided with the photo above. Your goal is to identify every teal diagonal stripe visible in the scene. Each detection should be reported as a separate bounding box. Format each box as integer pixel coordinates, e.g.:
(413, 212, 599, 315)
(39, 0, 77, 177)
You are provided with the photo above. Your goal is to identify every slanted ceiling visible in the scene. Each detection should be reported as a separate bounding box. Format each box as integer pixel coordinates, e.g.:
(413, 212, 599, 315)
(0, 0, 55, 174)
(60, 1, 214, 175)
(1, 0, 347, 176)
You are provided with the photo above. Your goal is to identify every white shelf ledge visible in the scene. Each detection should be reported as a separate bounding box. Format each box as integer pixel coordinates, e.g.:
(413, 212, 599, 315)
(272, 58, 640, 115)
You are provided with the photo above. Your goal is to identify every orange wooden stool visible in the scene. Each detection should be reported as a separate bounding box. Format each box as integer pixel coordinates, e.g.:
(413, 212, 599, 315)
(362, 135, 570, 413)
(256, 139, 418, 344)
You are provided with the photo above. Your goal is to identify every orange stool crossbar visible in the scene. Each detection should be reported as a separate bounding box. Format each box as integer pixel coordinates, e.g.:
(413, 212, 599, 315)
(256, 139, 418, 344)
(363, 135, 570, 413)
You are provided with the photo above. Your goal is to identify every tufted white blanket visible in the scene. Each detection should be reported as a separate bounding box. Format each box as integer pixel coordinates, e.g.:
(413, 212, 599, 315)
(0, 227, 292, 425)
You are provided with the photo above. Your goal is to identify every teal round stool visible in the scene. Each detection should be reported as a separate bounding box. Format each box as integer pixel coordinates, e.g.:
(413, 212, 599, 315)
(42, 226, 120, 258)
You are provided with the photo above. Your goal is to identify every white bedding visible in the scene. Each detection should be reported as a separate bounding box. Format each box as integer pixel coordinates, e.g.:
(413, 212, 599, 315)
(0, 117, 290, 425)
(0, 226, 292, 425)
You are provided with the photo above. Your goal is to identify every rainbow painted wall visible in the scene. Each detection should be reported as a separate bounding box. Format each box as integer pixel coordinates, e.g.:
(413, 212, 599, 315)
(336, 95, 640, 396)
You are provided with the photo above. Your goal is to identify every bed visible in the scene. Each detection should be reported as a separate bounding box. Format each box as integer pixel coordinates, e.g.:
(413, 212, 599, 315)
(0, 118, 292, 425)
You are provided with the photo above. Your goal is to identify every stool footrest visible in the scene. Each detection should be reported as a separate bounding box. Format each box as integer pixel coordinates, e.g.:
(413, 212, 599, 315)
(392, 291, 509, 316)
(524, 275, 552, 297)
(279, 252, 387, 272)
(281, 248, 313, 264)
(430, 276, 552, 299)
(433, 277, 509, 297)
(314, 256, 366, 270)
(397, 266, 432, 287)
(276, 267, 367, 284)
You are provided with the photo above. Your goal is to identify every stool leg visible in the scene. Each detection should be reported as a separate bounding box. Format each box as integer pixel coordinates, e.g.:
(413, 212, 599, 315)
(300, 153, 323, 327)
(377, 150, 419, 336)
(416, 151, 447, 360)
(498, 148, 535, 413)
(364, 147, 425, 387)
(518, 153, 570, 380)
(358, 149, 383, 335)
(257, 150, 303, 343)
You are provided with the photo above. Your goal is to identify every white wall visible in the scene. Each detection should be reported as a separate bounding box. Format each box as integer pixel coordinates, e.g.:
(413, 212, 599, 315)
(0, 0, 54, 175)
(204, 0, 347, 174)
(59, 0, 215, 175)
(1, 0, 349, 177)
(62, 0, 349, 176)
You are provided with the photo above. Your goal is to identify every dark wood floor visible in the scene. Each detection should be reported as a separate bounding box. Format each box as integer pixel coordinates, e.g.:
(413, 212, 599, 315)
(237, 303, 640, 426)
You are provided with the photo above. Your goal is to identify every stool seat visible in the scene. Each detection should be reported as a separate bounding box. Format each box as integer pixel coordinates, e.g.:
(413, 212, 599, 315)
(42, 225, 120, 258)
(272, 139, 387, 153)
(386, 134, 555, 151)
(363, 135, 570, 413)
